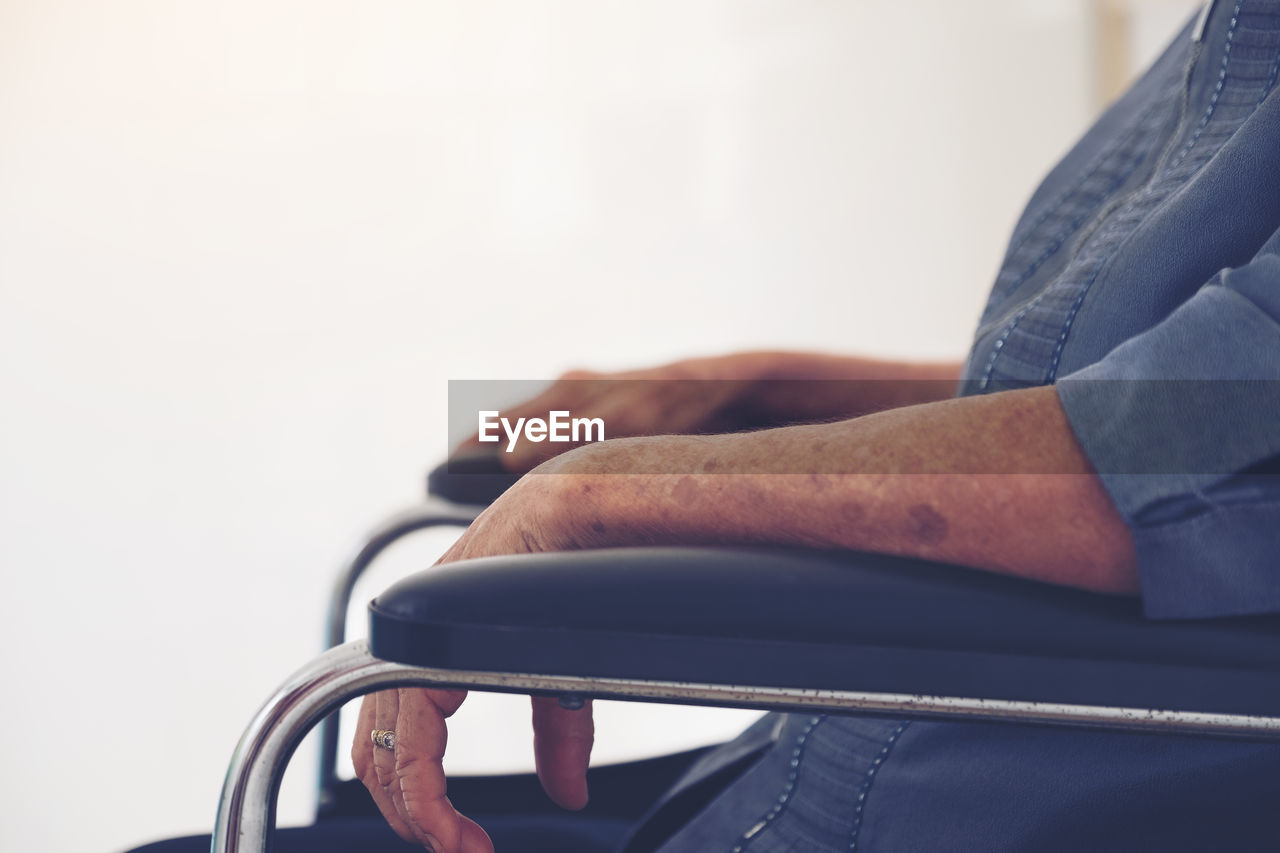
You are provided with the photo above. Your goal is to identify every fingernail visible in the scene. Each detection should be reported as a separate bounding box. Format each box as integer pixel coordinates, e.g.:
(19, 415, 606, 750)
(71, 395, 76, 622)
(557, 693, 586, 710)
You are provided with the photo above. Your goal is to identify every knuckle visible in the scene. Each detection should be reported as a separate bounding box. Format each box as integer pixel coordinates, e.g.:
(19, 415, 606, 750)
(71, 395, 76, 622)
(394, 750, 424, 777)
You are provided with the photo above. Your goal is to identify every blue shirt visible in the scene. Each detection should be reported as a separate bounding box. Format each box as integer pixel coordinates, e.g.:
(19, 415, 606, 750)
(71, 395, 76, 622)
(645, 3, 1280, 850)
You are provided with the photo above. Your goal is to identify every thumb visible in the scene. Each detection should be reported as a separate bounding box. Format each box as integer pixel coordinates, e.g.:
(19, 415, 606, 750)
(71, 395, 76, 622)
(531, 696, 594, 810)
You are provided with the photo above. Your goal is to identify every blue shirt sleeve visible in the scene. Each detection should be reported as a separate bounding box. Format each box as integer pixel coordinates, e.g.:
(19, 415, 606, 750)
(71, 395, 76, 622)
(1056, 227, 1280, 619)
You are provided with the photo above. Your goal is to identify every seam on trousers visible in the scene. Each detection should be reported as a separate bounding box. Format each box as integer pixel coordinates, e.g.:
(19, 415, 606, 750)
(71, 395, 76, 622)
(848, 722, 912, 852)
(729, 715, 825, 853)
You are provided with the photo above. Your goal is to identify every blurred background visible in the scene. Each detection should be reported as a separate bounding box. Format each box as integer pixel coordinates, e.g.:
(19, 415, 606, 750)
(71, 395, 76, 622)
(0, 1, 1200, 850)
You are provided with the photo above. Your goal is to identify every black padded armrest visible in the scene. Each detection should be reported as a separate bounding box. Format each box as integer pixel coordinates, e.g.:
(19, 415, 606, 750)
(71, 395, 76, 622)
(370, 546, 1280, 717)
(426, 450, 520, 506)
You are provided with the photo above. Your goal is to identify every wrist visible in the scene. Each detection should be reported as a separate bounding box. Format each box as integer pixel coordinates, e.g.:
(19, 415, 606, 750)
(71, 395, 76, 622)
(531, 435, 698, 548)
(526, 441, 631, 550)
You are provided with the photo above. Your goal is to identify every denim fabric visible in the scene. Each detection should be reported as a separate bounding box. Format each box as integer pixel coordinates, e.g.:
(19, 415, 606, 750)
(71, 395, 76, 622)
(648, 3, 1280, 850)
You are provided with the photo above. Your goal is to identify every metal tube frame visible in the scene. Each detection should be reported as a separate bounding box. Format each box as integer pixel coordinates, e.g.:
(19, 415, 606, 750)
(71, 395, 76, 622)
(215, 639, 1280, 853)
(315, 499, 481, 811)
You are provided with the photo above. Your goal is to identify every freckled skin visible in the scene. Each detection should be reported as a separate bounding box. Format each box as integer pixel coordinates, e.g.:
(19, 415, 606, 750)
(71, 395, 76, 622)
(555, 385, 1136, 595)
(670, 475, 700, 505)
(906, 503, 948, 546)
(840, 501, 866, 525)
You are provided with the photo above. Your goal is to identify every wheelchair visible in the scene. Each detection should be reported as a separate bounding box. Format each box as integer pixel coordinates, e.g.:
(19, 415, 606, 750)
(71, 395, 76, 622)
(211, 452, 1280, 853)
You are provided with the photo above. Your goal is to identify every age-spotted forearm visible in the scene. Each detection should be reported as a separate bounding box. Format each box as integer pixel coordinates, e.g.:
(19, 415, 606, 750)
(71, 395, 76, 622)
(543, 385, 1138, 595)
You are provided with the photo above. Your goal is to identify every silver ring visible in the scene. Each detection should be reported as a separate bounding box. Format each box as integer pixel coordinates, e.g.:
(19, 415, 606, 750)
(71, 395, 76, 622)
(370, 729, 396, 751)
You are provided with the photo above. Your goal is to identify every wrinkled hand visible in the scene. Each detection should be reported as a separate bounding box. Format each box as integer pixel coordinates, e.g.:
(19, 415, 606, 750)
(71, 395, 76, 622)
(352, 477, 596, 852)
(459, 353, 769, 473)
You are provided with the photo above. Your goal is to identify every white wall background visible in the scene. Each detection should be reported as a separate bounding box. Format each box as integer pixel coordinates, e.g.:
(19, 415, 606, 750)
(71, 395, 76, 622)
(0, 1, 1196, 851)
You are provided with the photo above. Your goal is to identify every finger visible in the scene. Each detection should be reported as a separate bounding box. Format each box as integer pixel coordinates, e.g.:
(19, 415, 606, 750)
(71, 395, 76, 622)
(373, 686, 445, 845)
(352, 693, 417, 844)
(371, 688, 401, 792)
(394, 687, 474, 852)
(457, 814, 495, 853)
(531, 696, 594, 810)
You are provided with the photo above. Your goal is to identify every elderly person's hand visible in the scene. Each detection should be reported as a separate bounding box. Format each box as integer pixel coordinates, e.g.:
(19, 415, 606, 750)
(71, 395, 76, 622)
(351, 473, 597, 853)
(456, 353, 760, 474)
(456, 351, 964, 473)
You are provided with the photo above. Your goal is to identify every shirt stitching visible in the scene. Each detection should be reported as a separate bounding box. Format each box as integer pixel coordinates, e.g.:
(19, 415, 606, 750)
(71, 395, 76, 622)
(980, 7, 1254, 388)
(1001, 136, 1132, 264)
(978, 109, 1160, 341)
(730, 715, 824, 853)
(1046, 2, 1247, 383)
(976, 84, 1177, 387)
(985, 4, 1252, 387)
(1169, 0, 1244, 173)
(848, 721, 912, 851)
(1260, 30, 1280, 106)
(979, 293, 1043, 388)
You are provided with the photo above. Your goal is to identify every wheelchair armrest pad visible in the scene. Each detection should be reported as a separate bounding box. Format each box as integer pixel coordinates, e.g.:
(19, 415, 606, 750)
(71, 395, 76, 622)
(426, 451, 520, 507)
(369, 546, 1280, 715)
